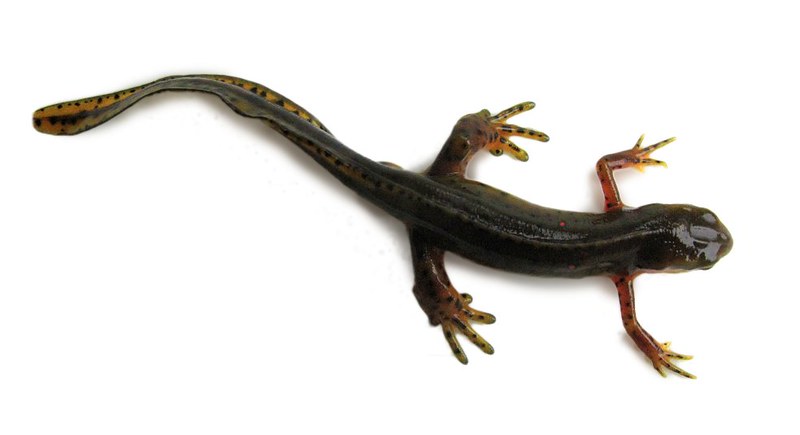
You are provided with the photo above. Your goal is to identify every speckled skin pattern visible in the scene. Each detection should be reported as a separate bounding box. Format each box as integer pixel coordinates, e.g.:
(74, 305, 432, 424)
(33, 75, 732, 378)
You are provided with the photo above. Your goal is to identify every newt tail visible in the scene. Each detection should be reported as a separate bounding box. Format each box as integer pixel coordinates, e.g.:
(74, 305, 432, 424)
(33, 75, 330, 136)
(32, 75, 400, 219)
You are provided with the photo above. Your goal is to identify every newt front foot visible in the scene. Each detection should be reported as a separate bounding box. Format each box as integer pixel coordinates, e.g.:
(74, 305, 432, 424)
(628, 330, 695, 379)
(614, 275, 696, 378)
(485, 102, 550, 162)
(648, 340, 695, 379)
(608, 134, 675, 172)
(596, 135, 676, 211)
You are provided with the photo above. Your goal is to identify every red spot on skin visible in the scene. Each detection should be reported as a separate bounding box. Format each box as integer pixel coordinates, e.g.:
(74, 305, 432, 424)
(559, 221, 566, 227)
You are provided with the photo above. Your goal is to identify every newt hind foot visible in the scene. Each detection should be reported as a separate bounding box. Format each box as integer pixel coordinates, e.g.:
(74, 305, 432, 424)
(486, 102, 550, 162)
(426, 102, 549, 177)
(438, 292, 496, 364)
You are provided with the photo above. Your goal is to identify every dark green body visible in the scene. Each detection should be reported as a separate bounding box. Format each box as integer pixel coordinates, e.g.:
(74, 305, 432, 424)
(33, 75, 729, 280)
(322, 159, 690, 278)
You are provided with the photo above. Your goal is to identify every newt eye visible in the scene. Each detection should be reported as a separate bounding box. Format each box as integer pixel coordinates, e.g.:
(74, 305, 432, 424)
(689, 225, 718, 242)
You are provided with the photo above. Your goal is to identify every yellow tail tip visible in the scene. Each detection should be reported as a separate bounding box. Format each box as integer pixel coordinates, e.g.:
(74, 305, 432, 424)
(32, 111, 55, 134)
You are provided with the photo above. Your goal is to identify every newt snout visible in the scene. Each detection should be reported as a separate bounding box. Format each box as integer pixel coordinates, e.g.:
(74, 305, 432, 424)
(691, 210, 732, 268)
(672, 206, 733, 271)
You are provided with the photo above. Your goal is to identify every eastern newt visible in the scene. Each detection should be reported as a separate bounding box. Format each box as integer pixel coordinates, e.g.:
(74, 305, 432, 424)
(32, 75, 732, 378)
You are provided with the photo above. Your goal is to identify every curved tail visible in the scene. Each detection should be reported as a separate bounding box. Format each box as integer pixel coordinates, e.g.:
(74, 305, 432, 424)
(32, 74, 331, 136)
(31, 74, 426, 222)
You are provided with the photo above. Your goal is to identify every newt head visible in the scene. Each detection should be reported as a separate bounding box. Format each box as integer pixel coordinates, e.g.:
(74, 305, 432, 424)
(639, 205, 733, 273)
(681, 206, 733, 269)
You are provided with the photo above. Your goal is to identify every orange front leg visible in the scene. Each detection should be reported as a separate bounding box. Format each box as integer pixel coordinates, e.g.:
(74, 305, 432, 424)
(613, 274, 695, 378)
(596, 135, 674, 211)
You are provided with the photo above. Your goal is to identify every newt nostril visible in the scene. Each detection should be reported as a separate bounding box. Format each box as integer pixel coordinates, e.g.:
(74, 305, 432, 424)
(701, 212, 717, 225)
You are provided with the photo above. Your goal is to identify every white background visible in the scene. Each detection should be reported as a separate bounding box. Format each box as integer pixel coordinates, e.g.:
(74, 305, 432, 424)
(1, 1, 798, 434)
